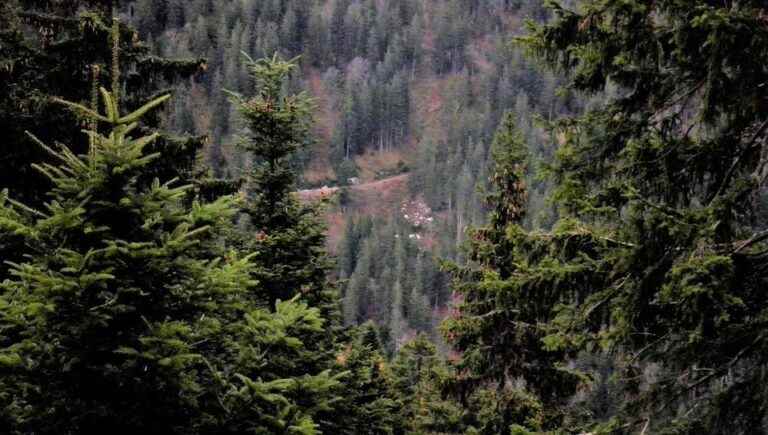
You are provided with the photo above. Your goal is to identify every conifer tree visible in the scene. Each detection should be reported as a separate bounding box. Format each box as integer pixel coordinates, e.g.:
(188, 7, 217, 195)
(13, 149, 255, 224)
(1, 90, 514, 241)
(0, 0, 213, 286)
(389, 279, 406, 351)
(408, 255, 431, 331)
(338, 216, 358, 279)
(0, 0, 206, 207)
(228, 54, 332, 307)
(517, 1, 768, 431)
(0, 48, 351, 435)
(445, 2, 768, 433)
(329, 322, 403, 435)
(391, 334, 465, 434)
(442, 112, 571, 431)
(344, 269, 365, 325)
(0, 71, 246, 431)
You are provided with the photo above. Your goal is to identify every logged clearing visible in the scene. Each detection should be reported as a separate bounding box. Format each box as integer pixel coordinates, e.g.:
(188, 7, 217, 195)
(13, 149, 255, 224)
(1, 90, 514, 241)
(297, 173, 410, 207)
(297, 173, 412, 253)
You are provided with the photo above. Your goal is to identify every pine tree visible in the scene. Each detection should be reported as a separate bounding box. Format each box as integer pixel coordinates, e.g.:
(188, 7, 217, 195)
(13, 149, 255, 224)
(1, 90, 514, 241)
(1, 0, 206, 207)
(442, 113, 569, 431)
(444, 2, 768, 433)
(0, 73, 251, 432)
(516, 1, 768, 432)
(229, 54, 332, 307)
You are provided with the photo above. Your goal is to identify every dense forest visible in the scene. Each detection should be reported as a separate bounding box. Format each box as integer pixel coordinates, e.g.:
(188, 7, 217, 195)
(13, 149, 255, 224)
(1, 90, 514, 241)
(125, 0, 578, 354)
(1, 0, 767, 433)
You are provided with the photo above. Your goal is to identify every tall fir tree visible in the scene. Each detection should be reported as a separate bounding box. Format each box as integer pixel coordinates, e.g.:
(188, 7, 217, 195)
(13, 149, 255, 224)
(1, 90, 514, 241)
(0, 0, 206, 207)
(0, 0, 213, 285)
(442, 113, 561, 432)
(225, 53, 408, 434)
(228, 54, 332, 308)
(444, 1, 768, 433)
(0, 42, 372, 435)
(0, 70, 252, 432)
(518, 1, 768, 432)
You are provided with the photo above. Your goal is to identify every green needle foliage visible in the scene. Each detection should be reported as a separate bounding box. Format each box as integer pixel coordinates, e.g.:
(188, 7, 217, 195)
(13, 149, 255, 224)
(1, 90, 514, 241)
(443, 113, 560, 432)
(228, 54, 332, 308)
(0, 0, 212, 286)
(0, 0, 206, 207)
(328, 322, 403, 435)
(0, 74, 345, 435)
(223, 53, 405, 435)
(521, 1, 768, 432)
(0, 83, 242, 431)
(444, 1, 768, 434)
(390, 333, 465, 435)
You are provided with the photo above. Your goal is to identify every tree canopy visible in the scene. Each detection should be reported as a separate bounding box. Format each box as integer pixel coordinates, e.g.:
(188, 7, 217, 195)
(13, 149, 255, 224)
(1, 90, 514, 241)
(443, 1, 768, 433)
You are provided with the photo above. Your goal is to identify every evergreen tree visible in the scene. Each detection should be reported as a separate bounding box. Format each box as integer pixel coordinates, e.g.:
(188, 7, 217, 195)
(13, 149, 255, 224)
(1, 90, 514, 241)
(229, 54, 331, 307)
(0, 76, 252, 432)
(408, 254, 431, 332)
(1, 0, 206, 207)
(339, 215, 358, 279)
(330, 0, 351, 65)
(442, 113, 568, 431)
(444, 2, 768, 433)
(329, 322, 403, 434)
(344, 267, 366, 325)
(205, 297, 346, 435)
(518, 1, 768, 431)
(0, 0, 211, 284)
(0, 47, 394, 435)
(389, 279, 406, 351)
(391, 334, 465, 434)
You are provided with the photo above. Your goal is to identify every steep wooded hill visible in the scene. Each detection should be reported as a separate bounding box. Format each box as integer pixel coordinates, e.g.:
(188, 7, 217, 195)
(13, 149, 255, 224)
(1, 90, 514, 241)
(128, 0, 579, 350)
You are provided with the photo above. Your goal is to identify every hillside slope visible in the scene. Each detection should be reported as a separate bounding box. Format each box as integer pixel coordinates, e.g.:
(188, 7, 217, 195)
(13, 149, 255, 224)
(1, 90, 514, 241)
(130, 0, 568, 349)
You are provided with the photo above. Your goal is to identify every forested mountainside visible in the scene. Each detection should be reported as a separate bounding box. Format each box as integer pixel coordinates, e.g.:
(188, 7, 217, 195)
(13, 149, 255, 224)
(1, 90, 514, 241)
(127, 0, 583, 350)
(2, 0, 768, 434)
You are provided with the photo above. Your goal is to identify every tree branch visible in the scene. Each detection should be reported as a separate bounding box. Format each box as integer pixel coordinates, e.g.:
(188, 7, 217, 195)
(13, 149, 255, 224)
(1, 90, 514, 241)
(732, 229, 768, 253)
(711, 118, 768, 203)
(660, 331, 767, 411)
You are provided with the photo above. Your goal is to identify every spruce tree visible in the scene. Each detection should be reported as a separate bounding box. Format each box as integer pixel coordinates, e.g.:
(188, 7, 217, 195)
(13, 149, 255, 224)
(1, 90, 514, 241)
(0, 75, 246, 431)
(0, 54, 351, 435)
(0, 0, 213, 287)
(0, 0, 206, 207)
(390, 333, 464, 434)
(389, 279, 406, 351)
(518, 1, 768, 432)
(408, 255, 431, 332)
(338, 216, 358, 279)
(442, 113, 564, 431)
(225, 54, 406, 434)
(446, 2, 768, 433)
(328, 322, 403, 435)
(344, 269, 365, 325)
(228, 54, 331, 308)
